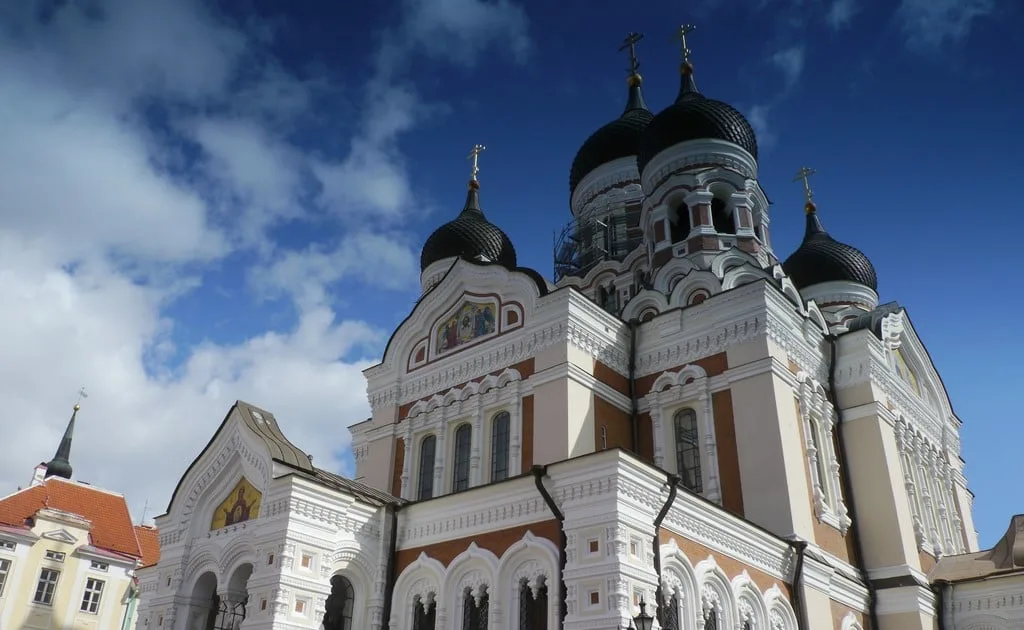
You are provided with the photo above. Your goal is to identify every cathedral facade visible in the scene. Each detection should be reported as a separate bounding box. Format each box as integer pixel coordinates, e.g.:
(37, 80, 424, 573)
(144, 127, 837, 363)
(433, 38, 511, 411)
(136, 32, 986, 630)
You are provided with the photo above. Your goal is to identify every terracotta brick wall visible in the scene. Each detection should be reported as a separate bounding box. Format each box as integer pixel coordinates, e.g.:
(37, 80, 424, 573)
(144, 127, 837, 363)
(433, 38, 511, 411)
(395, 520, 561, 574)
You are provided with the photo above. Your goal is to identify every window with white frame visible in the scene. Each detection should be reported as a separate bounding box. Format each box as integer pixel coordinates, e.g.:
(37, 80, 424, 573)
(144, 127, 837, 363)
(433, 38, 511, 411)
(673, 408, 703, 493)
(33, 568, 60, 605)
(0, 540, 14, 551)
(894, 417, 964, 556)
(44, 550, 65, 562)
(490, 411, 510, 482)
(452, 423, 472, 492)
(797, 376, 851, 533)
(90, 560, 109, 571)
(0, 558, 10, 597)
(80, 578, 104, 613)
(418, 435, 436, 500)
(644, 366, 722, 504)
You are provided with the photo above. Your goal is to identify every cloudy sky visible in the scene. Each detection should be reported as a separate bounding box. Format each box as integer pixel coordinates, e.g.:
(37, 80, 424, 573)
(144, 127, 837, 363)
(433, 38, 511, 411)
(1, 0, 1020, 546)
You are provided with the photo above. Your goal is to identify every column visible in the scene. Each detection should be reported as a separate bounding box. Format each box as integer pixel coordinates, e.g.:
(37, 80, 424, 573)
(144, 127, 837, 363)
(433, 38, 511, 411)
(699, 385, 721, 504)
(401, 423, 413, 500)
(510, 391, 522, 475)
(470, 397, 483, 486)
(684, 190, 715, 235)
(433, 409, 447, 496)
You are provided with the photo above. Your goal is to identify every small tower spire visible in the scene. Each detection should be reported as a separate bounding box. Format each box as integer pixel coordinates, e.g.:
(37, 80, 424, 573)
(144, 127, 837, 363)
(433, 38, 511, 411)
(792, 166, 826, 237)
(672, 24, 700, 100)
(618, 32, 649, 112)
(45, 388, 86, 480)
(462, 144, 487, 214)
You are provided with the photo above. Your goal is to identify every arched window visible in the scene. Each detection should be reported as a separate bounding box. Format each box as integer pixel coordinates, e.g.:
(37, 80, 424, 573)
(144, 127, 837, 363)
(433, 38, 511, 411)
(704, 608, 718, 630)
(412, 596, 436, 630)
(711, 198, 735, 234)
(490, 411, 510, 482)
(418, 436, 436, 501)
(462, 587, 489, 630)
(741, 620, 752, 630)
(519, 578, 548, 630)
(661, 593, 680, 630)
(671, 202, 691, 243)
(323, 575, 354, 630)
(452, 424, 472, 492)
(674, 409, 703, 493)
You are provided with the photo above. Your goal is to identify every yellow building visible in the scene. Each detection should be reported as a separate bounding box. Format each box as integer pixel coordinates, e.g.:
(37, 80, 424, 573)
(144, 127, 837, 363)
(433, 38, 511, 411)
(0, 404, 160, 629)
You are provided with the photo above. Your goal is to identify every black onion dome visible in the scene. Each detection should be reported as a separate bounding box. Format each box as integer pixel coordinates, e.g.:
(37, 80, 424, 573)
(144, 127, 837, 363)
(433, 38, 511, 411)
(637, 64, 758, 173)
(420, 181, 517, 271)
(569, 79, 653, 194)
(782, 203, 878, 291)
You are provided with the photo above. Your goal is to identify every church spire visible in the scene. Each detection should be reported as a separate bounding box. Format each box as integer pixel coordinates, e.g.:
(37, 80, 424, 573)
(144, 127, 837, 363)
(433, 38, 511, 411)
(673, 23, 701, 100)
(45, 389, 86, 480)
(619, 32, 649, 113)
(462, 144, 486, 216)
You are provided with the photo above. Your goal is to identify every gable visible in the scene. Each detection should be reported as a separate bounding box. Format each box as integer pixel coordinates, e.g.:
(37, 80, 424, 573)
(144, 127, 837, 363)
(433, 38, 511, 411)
(162, 401, 309, 528)
(369, 259, 549, 380)
(40, 528, 78, 544)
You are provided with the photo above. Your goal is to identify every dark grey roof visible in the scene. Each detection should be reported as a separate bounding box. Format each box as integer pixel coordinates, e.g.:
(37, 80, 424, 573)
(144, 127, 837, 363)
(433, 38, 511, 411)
(309, 467, 402, 507)
(569, 80, 652, 195)
(637, 66, 758, 173)
(782, 205, 878, 291)
(236, 401, 314, 473)
(844, 302, 902, 338)
(420, 182, 517, 271)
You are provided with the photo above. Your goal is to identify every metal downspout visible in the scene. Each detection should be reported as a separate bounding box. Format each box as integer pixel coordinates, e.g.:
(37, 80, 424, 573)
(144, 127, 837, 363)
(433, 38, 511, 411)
(533, 465, 567, 628)
(652, 474, 680, 627)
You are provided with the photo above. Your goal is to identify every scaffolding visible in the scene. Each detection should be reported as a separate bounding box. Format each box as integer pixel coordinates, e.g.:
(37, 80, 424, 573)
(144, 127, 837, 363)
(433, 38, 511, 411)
(553, 214, 639, 283)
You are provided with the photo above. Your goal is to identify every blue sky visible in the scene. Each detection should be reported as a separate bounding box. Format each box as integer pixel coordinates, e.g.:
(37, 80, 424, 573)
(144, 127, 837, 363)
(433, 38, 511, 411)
(0, 0, 1020, 547)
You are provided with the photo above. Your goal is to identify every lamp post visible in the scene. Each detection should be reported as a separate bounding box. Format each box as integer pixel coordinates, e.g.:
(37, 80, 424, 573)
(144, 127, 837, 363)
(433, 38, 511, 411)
(618, 598, 655, 630)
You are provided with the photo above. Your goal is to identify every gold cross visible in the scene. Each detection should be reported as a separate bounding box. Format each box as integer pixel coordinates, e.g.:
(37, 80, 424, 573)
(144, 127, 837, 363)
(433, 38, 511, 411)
(792, 166, 817, 202)
(74, 386, 88, 410)
(619, 32, 644, 76)
(673, 24, 697, 63)
(467, 144, 486, 181)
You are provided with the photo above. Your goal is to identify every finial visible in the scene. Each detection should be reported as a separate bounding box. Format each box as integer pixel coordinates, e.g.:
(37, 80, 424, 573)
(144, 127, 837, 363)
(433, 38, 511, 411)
(673, 24, 697, 68)
(792, 166, 817, 213)
(74, 386, 87, 412)
(619, 32, 644, 85)
(467, 144, 486, 186)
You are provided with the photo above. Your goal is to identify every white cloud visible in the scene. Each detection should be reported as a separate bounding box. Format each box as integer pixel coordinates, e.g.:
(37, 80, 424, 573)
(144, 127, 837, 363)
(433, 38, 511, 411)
(826, 0, 860, 30)
(897, 0, 995, 51)
(770, 46, 805, 89)
(0, 0, 531, 523)
(746, 104, 778, 151)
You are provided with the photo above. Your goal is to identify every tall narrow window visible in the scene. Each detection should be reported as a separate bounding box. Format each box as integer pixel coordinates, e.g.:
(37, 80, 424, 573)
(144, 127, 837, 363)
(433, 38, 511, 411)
(34, 568, 60, 605)
(452, 424, 472, 492)
(674, 408, 703, 493)
(661, 594, 680, 630)
(0, 559, 9, 597)
(491, 411, 510, 482)
(704, 608, 718, 630)
(323, 575, 355, 630)
(418, 436, 436, 501)
(742, 621, 752, 630)
(671, 203, 691, 243)
(711, 198, 735, 234)
(80, 578, 104, 613)
(808, 417, 832, 508)
(519, 578, 548, 630)
(413, 596, 436, 630)
(462, 587, 488, 630)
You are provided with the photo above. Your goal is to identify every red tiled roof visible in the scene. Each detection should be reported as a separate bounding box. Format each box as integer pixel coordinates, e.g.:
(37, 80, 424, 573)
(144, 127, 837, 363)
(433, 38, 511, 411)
(134, 525, 161, 568)
(0, 477, 141, 559)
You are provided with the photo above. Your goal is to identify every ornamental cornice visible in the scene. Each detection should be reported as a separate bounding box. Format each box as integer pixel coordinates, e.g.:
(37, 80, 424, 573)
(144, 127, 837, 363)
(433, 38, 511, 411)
(641, 140, 758, 199)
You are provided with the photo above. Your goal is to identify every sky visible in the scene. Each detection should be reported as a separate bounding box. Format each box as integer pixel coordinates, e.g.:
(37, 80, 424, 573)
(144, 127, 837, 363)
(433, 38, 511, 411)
(1, 0, 1020, 548)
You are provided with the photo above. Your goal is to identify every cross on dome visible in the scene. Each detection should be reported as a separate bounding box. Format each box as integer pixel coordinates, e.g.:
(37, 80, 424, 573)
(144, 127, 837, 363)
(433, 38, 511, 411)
(673, 24, 696, 64)
(619, 32, 644, 78)
(467, 144, 486, 182)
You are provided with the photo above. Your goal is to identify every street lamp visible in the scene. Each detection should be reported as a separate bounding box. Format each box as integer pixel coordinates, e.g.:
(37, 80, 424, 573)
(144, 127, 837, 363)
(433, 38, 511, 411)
(619, 598, 655, 630)
(633, 598, 654, 630)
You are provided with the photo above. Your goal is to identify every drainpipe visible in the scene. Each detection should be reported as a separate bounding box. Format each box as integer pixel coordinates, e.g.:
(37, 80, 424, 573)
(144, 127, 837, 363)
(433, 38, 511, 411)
(932, 580, 949, 630)
(381, 504, 402, 630)
(652, 474, 680, 626)
(532, 465, 567, 628)
(628, 318, 640, 453)
(828, 335, 880, 630)
(789, 540, 809, 630)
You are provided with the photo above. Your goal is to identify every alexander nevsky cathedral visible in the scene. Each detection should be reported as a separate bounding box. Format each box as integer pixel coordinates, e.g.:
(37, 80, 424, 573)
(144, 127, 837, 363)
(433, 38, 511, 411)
(129, 27, 1024, 630)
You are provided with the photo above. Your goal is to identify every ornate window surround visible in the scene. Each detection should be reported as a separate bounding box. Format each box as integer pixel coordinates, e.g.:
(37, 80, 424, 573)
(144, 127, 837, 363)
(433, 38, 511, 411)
(894, 416, 964, 557)
(644, 364, 722, 504)
(400, 369, 524, 501)
(796, 372, 851, 534)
